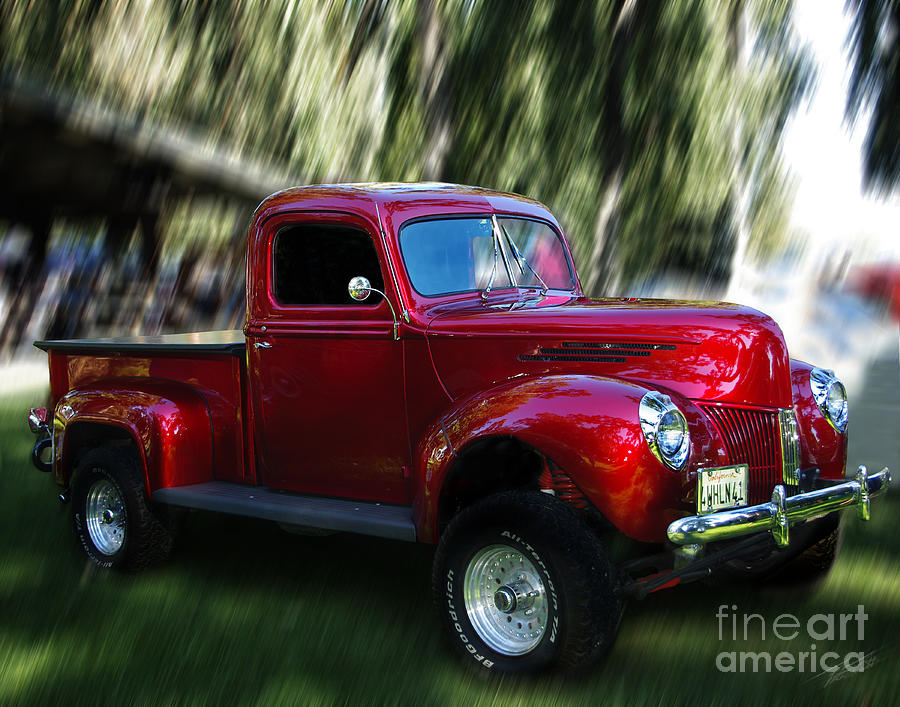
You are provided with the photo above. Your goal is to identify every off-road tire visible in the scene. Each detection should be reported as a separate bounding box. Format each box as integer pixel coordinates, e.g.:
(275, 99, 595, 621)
(71, 446, 174, 571)
(769, 526, 841, 584)
(718, 515, 841, 585)
(433, 491, 621, 674)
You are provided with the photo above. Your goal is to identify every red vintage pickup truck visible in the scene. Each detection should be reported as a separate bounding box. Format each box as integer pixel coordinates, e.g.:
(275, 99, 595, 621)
(28, 183, 890, 674)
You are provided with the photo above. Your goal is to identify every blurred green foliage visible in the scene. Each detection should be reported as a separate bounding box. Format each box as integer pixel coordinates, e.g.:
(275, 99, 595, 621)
(0, 0, 810, 290)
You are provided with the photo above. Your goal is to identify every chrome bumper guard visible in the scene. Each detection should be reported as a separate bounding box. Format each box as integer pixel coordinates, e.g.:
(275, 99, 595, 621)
(668, 465, 891, 547)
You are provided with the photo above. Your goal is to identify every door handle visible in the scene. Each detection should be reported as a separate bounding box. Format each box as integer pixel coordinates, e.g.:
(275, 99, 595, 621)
(254, 341, 272, 349)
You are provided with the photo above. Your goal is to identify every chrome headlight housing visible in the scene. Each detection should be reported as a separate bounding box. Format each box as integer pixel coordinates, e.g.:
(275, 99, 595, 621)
(639, 391, 690, 470)
(810, 368, 848, 433)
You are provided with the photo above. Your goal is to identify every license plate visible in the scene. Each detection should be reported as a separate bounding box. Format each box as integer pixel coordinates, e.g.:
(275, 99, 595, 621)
(698, 464, 748, 514)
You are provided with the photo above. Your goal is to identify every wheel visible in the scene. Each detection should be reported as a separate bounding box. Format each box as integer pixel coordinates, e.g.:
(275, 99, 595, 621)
(71, 446, 174, 571)
(432, 491, 621, 674)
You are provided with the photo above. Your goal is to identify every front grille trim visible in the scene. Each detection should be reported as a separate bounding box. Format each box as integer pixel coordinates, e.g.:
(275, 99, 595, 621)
(778, 409, 801, 486)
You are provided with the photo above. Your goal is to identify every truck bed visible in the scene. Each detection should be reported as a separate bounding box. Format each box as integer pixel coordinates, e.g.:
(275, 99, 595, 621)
(36, 329, 251, 487)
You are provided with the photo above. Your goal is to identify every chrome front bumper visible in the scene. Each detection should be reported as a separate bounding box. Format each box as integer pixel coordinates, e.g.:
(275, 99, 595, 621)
(667, 465, 891, 547)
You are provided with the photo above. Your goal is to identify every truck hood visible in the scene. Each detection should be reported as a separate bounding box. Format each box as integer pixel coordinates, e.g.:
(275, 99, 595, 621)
(424, 295, 792, 408)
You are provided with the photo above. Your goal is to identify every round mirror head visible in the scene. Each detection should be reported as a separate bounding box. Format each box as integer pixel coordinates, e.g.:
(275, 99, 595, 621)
(348, 276, 372, 301)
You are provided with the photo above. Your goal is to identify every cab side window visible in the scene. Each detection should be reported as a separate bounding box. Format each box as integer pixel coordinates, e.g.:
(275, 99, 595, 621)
(273, 224, 385, 305)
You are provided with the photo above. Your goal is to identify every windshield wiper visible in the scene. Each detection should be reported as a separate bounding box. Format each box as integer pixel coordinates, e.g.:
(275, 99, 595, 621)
(481, 217, 503, 301)
(499, 221, 548, 295)
(482, 215, 517, 300)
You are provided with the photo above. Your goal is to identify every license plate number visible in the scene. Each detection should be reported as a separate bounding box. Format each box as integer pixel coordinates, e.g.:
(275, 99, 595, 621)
(698, 465, 748, 514)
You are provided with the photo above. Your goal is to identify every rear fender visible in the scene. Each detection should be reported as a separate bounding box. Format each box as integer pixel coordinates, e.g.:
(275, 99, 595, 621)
(414, 374, 690, 543)
(54, 378, 214, 496)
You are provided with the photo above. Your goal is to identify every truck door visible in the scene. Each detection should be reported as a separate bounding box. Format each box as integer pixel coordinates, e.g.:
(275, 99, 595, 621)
(246, 211, 411, 504)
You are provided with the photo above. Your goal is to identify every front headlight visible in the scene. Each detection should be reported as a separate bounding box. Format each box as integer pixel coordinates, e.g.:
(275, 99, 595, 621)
(810, 368, 848, 433)
(639, 391, 690, 470)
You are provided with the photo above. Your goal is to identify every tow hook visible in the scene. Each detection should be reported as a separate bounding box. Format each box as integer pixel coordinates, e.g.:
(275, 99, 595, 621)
(31, 437, 52, 473)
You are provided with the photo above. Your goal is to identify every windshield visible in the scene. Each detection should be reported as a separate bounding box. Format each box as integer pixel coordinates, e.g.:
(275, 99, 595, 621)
(399, 216, 575, 297)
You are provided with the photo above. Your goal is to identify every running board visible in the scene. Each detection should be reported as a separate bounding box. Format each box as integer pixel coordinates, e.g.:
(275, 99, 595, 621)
(153, 482, 416, 542)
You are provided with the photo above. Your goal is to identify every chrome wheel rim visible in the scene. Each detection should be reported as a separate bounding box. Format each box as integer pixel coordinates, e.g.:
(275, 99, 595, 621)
(85, 478, 126, 555)
(463, 544, 548, 656)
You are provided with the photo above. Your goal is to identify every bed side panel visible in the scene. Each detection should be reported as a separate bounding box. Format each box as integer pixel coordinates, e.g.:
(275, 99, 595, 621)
(51, 350, 248, 483)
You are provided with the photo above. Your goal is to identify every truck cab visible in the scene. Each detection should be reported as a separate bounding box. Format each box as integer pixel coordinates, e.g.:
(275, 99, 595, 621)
(28, 183, 890, 674)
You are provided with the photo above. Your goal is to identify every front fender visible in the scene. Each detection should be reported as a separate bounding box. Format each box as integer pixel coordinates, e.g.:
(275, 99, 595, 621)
(54, 377, 214, 496)
(414, 374, 689, 543)
(790, 360, 847, 479)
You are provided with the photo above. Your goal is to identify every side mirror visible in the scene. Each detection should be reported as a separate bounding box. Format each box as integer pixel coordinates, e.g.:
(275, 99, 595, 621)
(347, 276, 401, 340)
(348, 276, 373, 301)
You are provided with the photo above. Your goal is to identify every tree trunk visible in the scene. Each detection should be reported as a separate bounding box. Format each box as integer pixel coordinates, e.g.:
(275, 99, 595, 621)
(584, 0, 637, 295)
(727, 1, 751, 297)
(418, 0, 452, 181)
(583, 169, 623, 296)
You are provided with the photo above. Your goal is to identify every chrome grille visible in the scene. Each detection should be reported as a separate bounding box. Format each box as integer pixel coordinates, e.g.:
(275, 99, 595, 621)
(698, 403, 796, 504)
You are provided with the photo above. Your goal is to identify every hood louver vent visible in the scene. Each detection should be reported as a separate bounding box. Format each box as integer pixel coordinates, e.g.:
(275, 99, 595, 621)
(519, 341, 676, 364)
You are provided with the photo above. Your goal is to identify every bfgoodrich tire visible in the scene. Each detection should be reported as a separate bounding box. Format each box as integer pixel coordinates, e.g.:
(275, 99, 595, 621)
(71, 446, 174, 571)
(433, 491, 621, 674)
(769, 525, 841, 584)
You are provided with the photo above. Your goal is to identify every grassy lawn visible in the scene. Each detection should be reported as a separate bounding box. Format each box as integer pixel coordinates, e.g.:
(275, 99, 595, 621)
(1, 388, 898, 706)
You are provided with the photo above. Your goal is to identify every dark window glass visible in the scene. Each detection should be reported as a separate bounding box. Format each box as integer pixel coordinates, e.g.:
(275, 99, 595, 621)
(273, 224, 385, 305)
